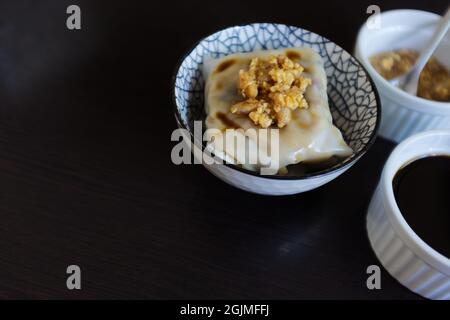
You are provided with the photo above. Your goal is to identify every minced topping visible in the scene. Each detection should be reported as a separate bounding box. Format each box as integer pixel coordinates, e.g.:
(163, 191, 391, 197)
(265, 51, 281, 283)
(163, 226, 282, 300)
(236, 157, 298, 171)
(230, 54, 312, 128)
(370, 49, 450, 102)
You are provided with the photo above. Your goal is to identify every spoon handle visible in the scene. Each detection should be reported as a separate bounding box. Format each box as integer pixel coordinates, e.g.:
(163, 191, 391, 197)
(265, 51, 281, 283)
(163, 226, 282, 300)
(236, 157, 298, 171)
(404, 6, 450, 94)
(414, 6, 450, 73)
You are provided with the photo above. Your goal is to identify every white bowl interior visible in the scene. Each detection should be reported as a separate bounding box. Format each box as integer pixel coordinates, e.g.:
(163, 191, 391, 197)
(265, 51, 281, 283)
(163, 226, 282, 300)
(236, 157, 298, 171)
(384, 131, 450, 178)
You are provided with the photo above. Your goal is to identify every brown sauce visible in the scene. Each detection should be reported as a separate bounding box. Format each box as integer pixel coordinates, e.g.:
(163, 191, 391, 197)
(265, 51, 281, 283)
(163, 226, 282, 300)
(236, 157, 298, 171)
(215, 81, 224, 90)
(211, 114, 348, 175)
(282, 156, 344, 176)
(393, 155, 450, 257)
(286, 50, 301, 60)
(216, 112, 240, 129)
(215, 59, 236, 73)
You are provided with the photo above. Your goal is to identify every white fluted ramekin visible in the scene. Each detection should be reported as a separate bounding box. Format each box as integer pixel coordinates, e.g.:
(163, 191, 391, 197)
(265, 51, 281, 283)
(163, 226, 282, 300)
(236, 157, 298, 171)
(355, 10, 450, 143)
(367, 130, 450, 300)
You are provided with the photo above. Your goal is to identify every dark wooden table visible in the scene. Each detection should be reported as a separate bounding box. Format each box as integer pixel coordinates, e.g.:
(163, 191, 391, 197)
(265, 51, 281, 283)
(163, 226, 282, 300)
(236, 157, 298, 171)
(0, 0, 446, 299)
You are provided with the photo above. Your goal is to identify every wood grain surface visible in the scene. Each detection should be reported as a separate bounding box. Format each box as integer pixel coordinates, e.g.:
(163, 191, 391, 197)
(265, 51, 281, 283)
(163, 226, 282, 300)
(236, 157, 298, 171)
(0, 0, 446, 299)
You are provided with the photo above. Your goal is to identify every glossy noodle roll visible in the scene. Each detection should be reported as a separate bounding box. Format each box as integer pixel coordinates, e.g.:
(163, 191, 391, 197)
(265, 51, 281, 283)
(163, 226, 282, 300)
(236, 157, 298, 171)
(202, 48, 353, 174)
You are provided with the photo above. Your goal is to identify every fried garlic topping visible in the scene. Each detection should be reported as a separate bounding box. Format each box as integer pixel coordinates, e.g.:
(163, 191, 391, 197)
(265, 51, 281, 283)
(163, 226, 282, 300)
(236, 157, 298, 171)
(230, 54, 312, 128)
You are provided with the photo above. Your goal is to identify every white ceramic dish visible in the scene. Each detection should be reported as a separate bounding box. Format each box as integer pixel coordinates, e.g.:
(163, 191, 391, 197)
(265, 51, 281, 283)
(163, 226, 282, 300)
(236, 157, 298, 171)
(174, 23, 380, 195)
(367, 130, 450, 300)
(355, 9, 450, 143)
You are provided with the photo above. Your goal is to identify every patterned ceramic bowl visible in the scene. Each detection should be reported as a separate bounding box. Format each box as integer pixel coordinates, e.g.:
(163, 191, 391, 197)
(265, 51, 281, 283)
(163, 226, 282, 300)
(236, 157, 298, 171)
(173, 23, 380, 195)
(355, 9, 450, 143)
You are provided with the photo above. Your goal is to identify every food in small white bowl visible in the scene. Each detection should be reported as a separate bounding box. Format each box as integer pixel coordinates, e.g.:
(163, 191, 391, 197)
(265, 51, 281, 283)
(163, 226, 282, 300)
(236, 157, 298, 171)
(367, 130, 450, 300)
(355, 9, 450, 143)
(174, 23, 380, 195)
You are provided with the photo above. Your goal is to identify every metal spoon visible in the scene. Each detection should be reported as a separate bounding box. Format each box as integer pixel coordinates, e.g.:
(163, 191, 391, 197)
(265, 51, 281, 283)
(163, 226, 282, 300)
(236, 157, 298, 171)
(390, 7, 450, 95)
